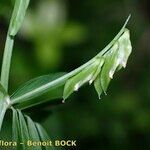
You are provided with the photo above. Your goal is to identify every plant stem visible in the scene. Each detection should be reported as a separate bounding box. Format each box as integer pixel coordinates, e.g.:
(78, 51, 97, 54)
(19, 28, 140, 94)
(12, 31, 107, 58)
(0, 101, 8, 131)
(0, 35, 14, 91)
(1, 0, 30, 92)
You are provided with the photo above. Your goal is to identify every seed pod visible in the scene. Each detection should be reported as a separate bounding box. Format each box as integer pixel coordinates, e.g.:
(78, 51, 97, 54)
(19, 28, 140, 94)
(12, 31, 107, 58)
(100, 43, 119, 93)
(89, 57, 104, 84)
(63, 60, 100, 100)
(94, 74, 103, 99)
(117, 29, 132, 68)
(63, 28, 132, 101)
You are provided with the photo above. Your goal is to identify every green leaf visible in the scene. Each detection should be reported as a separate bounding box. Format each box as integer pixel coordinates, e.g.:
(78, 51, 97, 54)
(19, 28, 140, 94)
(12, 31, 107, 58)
(18, 110, 30, 149)
(26, 116, 41, 150)
(11, 73, 66, 106)
(16, 91, 63, 110)
(35, 123, 54, 150)
(9, 0, 30, 36)
(15, 85, 64, 110)
(26, 116, 40, 140)
(12, 109, 52, 150)
(63, 61, 99, 100)
(12, 108, 22, 150)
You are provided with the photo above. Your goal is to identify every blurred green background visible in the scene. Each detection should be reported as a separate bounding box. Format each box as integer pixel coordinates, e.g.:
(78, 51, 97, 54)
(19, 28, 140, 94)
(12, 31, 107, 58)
(0, 0, 150, 149)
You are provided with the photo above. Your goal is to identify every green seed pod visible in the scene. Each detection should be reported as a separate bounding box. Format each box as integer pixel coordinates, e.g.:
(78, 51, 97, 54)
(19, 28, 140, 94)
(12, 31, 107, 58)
(89, 57, 104, 84)
(117, 29, 132, 68)
(94, 74, 103, 99)
(63, 60, 100, 100)
(100, 43, 119, 93)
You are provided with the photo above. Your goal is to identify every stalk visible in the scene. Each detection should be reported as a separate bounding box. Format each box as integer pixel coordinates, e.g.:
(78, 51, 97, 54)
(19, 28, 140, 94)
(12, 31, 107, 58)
(0, 33, 14, 91)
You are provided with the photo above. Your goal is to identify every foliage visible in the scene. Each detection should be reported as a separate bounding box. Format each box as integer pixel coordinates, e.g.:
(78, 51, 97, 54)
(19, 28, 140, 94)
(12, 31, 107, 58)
(0, 0, 132, 149)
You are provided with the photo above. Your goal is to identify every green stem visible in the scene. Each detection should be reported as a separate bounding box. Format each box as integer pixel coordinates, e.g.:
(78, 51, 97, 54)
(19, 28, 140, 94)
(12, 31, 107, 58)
(0, 35, 14, 91)
(1, 0, 30, 92)
(96, 14, 131, 56)
(0, 101, 8, 131)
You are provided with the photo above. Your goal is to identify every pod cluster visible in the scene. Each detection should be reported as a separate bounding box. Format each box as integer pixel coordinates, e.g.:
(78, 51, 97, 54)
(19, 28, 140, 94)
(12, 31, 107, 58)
(63, 29, 132, 100)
